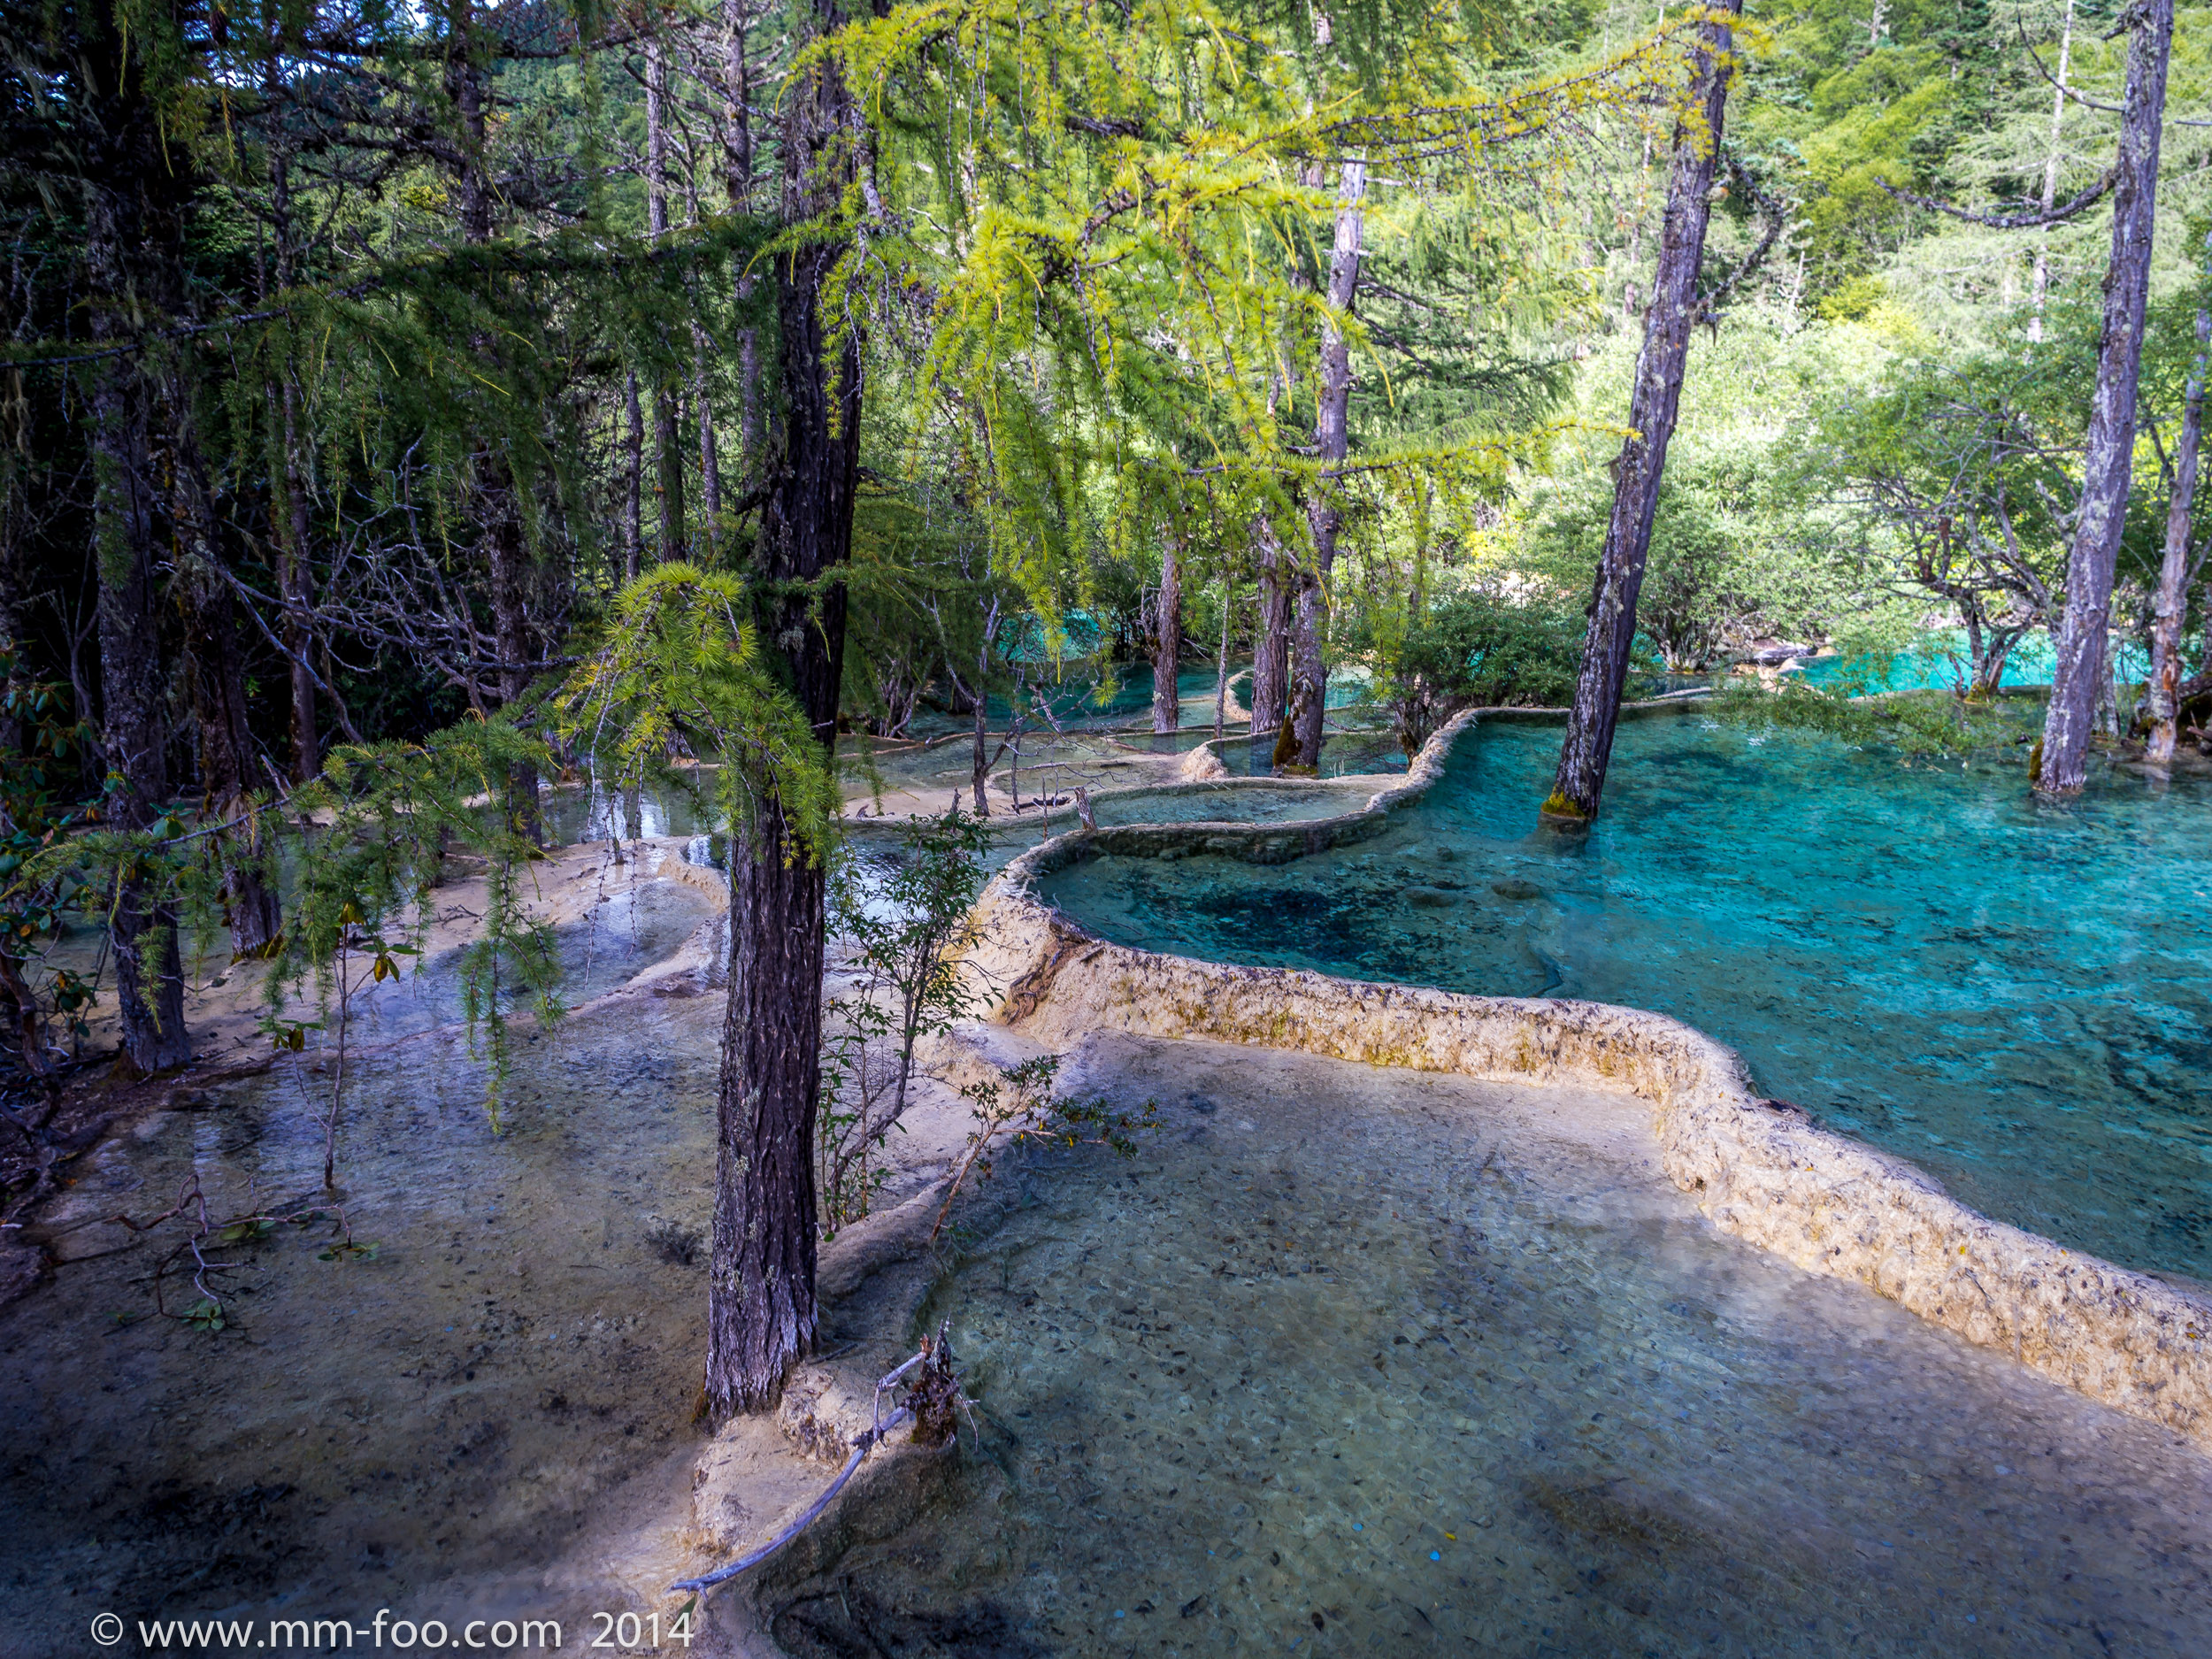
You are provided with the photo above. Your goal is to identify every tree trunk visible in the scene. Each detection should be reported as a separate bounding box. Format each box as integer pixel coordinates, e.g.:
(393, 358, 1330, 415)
(449, 0, 541, 837)
(271, 373, 319, 782)
(706, 20, 861, 1414)
(1250, 517, 1289, 767)
(90, 357, 190, 1074)
(2036, 0, 2173, 796)
(482, 455, 543, 843)
(1545, 0, 1740, 824)
(81, 22, 191, 1073)
(724, 0, 763, 482)
(645, 35, 688, 565)
(1151, 538, 1182, 735)
(1214, 563, 1231, 742)
(2148, 309, 2208, 767)
(261, 57, 319, 787)
(695, 324, 722, 557)
(655, 388, 687, 563)
(0, 468, 23, 763)
(970, 664, 991, 816)
(623, 370, 644, 581)
(1286, 160, 1366, 771)
(171, 412, 282, 956)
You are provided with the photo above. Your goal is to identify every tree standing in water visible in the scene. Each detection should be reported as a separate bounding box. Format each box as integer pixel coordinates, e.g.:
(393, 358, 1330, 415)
(1542, 0, 1742, 826)
(2034, 0, 2175, 795)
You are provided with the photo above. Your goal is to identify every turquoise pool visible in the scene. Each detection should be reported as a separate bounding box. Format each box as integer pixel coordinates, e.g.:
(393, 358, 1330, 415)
(1038, 715, 2212, 1282)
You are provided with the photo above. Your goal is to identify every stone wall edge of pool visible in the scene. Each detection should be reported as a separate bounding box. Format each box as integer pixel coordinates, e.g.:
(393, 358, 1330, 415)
(953, 709, 2212, 1454)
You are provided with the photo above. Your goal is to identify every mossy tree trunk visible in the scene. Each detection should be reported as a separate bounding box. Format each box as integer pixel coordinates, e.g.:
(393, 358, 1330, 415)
(91, 357, 190, 1074)
(1546, 0, 1740, 824)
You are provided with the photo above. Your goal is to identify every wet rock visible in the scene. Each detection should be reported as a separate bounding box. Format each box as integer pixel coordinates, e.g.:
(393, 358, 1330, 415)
(0, 1245, 49, 1310)
(1746, 638, 1816, 664)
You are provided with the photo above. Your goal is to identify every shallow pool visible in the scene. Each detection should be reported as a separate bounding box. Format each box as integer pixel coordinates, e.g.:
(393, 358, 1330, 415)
(0, 870, 732, 1651)
(1038, 716, 2212, 1282)
(764, 1037, 2212, 1656)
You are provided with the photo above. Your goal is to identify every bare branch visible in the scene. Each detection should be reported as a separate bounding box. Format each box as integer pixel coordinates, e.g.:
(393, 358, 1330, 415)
(1876, 171, 2115, 230)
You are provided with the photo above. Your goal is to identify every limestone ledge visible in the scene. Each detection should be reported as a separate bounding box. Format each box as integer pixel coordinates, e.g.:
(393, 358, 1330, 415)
(959, 707, 2212, 1453)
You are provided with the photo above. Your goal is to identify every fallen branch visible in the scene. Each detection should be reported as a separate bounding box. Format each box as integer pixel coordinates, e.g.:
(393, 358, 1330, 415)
(670, 1340, 949, 1594)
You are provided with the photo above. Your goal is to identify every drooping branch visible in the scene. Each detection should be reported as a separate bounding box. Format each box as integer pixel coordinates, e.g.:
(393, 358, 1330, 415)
(1875, 171, 2115, 231)
(1696, 157, 1787, 324)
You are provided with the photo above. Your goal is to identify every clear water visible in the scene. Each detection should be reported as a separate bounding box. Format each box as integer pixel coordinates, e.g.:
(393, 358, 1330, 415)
(1215, 730, 1410, 778)
(1791, 631, 2154, 695)
(0, 874, 733, 1652)
(1038, 716, 2212, 1282)
(764, 1037, 2212, 1656)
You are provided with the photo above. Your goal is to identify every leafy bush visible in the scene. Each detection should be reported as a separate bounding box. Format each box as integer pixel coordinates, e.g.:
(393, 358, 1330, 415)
(1373, 589, 1586, 753)
(1712, 679, 2040, 760)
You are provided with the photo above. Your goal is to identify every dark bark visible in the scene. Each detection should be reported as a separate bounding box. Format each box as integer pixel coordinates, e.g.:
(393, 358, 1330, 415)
(90, 358, 189, 1074)
(655, 387, 688, 562)
(1546, 0, 1740, 824)
(2147, 310, 2208, 767)
(724, 0, 764, 484)
(2037, 0, 2174, 795)
(81, 12, 190, 1073)
(1250, 516, 1289, 768)
(270, 373, 319, 783)
(726, 4, 763, 481)
(1286, 160, 1366, 772)
(1213, 564, 1231, 742)
(706, 19, 862, 1414)
(171, 417, 281, 956)
(0, 468, 25, 764)
(647, 34, 688, 565)
(623, 370, 644, 581)
(449, 0, 541, 837)
(695, 324, 722, 557)
(261, 84, 319, 787)
(971, 668, 990, 815)
(1151, 537, 1182, 735)
(481, 454, 543, 842)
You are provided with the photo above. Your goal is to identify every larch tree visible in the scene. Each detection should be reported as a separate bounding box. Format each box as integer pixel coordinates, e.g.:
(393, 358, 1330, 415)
(2035, 0, 2174, 796)
(1543, 0, 1742, 826)
(705, 0, 868, 1414)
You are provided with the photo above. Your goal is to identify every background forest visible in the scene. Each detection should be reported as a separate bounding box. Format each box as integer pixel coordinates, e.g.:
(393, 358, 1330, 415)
(6, 0, 2212, 1399)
